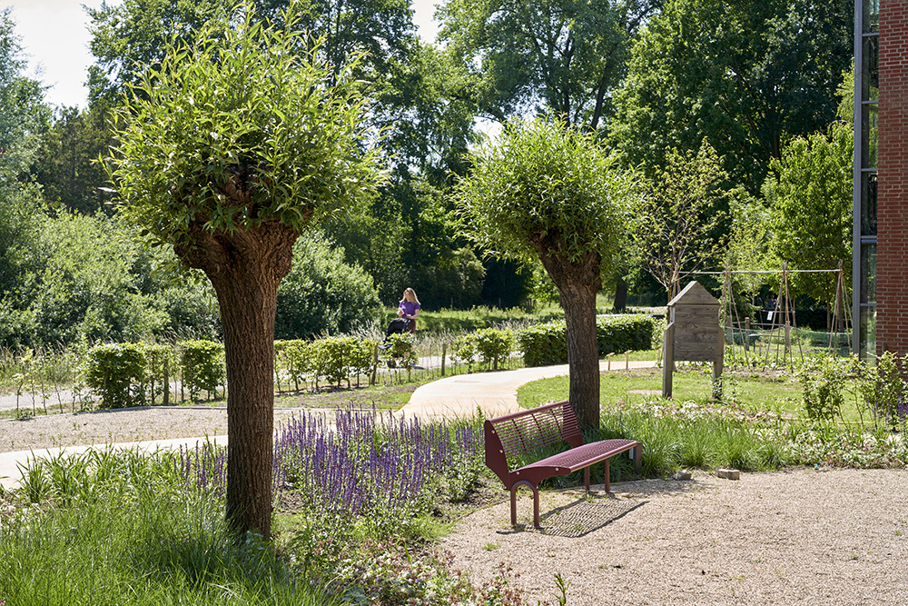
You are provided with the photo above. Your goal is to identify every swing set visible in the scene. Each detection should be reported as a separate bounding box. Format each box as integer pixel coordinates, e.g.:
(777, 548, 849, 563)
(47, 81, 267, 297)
(695, 262, 851, 368)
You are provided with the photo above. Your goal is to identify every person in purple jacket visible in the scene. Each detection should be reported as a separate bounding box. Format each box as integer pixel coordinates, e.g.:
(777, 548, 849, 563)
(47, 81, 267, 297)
(397, 287, 421, 333)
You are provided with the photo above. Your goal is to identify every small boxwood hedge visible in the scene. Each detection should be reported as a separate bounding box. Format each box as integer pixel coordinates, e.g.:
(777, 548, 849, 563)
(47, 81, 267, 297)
(517, 314, 654, 367)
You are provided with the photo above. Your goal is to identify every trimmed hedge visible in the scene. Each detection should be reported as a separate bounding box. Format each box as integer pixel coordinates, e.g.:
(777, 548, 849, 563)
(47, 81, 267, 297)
(84, 343, 146, 409)
(517, 314, 654, 367)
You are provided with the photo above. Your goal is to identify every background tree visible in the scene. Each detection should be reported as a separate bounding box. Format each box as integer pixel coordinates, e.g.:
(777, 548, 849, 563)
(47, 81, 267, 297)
(453, 116, 633, 427)
(107, 7, 381, 538)
(766, 122, 853, 325)
(611, 0, 852, 194)
(33, 103, 116, 215)
(437, 0, 661, 130)
(275, 233, 382, 339)
(633, 140, 733, 300)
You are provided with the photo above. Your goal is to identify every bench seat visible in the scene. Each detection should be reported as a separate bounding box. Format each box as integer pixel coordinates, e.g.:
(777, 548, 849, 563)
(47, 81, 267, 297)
(485, 401, 641, 528)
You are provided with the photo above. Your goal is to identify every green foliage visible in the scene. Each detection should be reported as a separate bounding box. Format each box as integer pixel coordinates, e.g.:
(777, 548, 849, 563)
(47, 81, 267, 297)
(451, 328, 512, 371)
(308, 336, 375, 388)
(453, 115, 632, 268)
(274, 339, 312, 392)
(857, 352, 908, 429)
(107, 4, 381, 255)
(797, 355, 851, 422)
(1, 471, 336, 605)
(517, 315, 654, 367)
(632, 140, 735, 298)
(34, 103, 115, 215)
(437, 0, 660, 130)
(275, 234, 381, 339)
(611, 0, 853, 194)
(767, 121, 853, 310)
(383, 333, 418, 370)
(180, 339, 225, 401)
(84, 343, 147, 409)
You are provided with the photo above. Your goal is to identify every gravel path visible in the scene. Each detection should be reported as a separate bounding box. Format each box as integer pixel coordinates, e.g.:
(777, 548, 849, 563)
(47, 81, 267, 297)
(0, 407, 303, 453)
(442, 468, 908, 606)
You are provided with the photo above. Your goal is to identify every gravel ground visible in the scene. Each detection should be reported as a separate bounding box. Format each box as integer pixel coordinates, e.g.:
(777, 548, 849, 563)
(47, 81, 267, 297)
(442, 468, 908, 606)
(0, 407, 303, 453)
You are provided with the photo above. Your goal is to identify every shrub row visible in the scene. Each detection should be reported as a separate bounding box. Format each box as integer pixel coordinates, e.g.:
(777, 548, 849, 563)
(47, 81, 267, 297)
(516, 314, 655, 367)
(275, 336, 377, 390)
(83, 340, 225, 408)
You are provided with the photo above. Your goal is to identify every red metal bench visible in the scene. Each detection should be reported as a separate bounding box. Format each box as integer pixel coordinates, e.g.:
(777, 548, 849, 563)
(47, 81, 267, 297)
(484, 400, 642, 528)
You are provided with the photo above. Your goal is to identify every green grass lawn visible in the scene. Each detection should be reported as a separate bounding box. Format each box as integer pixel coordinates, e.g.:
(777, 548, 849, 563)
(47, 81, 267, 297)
(518, 364, 874, 425)
(518, 365, 808, 416)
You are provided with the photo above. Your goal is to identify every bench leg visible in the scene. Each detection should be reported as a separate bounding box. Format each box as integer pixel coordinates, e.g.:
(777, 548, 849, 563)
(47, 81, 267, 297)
(510, 480, 540, 528)
(632, 445, 642, 474)
(604, 458, 611, 493)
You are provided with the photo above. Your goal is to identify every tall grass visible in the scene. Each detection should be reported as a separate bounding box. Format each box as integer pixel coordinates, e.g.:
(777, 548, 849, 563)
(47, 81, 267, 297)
(3, 450, 337, 606)
(597, 405, 794, 478)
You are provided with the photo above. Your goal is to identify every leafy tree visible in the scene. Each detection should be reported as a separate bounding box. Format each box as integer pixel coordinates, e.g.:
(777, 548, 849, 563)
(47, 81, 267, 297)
(633, 140, 734, 300)
(33, 103, 116, 215)
(437, 0, 661, 130)
(453, 116, 633, 427)
(766, 121, 852, 324)
(107, 7, 380, 538)
(275, 233, 381, 339)
(611, 0, 852, 193)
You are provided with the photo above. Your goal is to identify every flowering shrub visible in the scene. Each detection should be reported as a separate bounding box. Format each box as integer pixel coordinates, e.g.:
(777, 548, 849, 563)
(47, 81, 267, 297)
(273, 409, 482, 535)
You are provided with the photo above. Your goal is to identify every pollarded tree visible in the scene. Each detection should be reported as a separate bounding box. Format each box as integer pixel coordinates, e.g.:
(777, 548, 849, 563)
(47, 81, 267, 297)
(452, 117, 634, 427)
(107, 6, 380, 538)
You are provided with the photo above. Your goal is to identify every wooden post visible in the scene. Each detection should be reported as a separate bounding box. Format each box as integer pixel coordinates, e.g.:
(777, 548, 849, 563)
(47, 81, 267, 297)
(607, 353, 612, 371)
(785, 321, 791, 354)
(625, 350, 630, 370)
(744, 317, 750, 352)
(441, 342, 447, 377)
(370, 343, 378, 386)
(163, 357, 170, 406)
(662, 322, 675, 398)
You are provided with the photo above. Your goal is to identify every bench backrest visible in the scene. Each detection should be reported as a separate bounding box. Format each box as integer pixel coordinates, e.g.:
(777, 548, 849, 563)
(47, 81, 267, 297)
(484, 401, 583, 486)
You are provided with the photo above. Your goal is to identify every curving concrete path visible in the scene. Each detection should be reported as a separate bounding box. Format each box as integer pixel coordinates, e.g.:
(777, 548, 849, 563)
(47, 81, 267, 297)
(1, 359, 656, 490)
(398, 358, 657, 421)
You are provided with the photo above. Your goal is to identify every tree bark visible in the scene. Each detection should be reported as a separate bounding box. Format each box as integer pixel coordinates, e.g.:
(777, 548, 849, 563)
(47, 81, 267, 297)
(176, 219, 297, 539)
(539, 249, 602, 429)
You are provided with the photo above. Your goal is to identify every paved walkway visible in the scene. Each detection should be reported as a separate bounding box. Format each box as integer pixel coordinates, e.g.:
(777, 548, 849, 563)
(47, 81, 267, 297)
(0, 359, 656, 490)
(398, 358, 656, 421)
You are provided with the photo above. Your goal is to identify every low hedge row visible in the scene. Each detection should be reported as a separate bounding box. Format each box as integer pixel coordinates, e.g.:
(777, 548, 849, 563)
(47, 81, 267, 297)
(516, 314, 655, 367)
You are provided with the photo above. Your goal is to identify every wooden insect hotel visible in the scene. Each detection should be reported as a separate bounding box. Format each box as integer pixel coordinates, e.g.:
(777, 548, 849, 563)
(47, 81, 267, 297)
(662, 281, 723, 398)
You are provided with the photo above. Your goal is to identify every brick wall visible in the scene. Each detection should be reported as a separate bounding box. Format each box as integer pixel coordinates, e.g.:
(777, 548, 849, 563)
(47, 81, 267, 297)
(877, 0, 908, 356)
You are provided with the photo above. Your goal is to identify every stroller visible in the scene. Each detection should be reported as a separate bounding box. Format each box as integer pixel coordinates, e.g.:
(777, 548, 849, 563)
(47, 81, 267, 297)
(380, 318, 411, 349)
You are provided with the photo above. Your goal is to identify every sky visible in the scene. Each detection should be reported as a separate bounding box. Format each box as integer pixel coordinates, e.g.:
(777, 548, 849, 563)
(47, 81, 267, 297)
(6, 0, 441, 110)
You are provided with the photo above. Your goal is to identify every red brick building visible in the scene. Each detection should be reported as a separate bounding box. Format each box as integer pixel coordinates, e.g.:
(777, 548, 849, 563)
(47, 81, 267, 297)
(873, 1, 908, 357)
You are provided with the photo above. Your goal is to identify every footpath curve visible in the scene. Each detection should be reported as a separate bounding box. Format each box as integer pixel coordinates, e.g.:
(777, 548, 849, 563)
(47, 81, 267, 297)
(0, 359, 656, 489)
(398, 358, 656, 421)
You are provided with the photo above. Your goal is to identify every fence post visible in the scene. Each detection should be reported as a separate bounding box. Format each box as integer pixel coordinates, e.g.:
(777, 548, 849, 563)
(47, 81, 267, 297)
(371, 343, 378, 386)
(441, 342, 447, 377)
(744, 317, 750, 352)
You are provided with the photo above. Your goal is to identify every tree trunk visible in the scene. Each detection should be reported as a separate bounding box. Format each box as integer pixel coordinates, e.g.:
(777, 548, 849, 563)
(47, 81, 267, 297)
(176, 219, 297, 539)
(539, 250, 602, 429)
(613, 277, 628, 312)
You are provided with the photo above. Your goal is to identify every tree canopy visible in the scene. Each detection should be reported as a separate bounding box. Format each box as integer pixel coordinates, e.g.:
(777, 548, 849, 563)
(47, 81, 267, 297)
(611, 0, 852, 193)
(438, 0, 660, 130)
(767, 122, 853, 315)
(453, 116, 635, 426)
